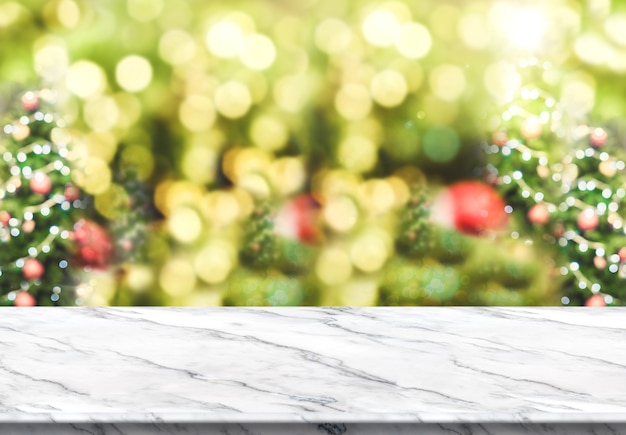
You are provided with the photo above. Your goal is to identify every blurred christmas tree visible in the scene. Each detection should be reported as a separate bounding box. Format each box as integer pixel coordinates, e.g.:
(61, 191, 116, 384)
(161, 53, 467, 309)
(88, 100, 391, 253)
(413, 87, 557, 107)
(380, 181, 559, 306)
(0, 88, 84, 305)
(485, 62, 626, 307)
(3, 0, 624, 306)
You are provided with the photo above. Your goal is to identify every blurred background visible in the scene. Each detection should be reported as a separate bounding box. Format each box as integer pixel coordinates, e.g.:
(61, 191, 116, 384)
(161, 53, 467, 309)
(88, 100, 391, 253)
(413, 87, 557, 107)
(1, 0, 626, 306)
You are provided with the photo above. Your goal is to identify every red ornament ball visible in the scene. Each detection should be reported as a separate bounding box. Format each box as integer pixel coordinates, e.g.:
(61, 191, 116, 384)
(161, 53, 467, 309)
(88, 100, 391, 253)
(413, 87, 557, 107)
(528, 203, 550, 225)
(590, 128, 608, 148)
(618, 247, 626, 262)
(73, 219, 114, 268)
(22, 220, 35, 233)
(14, 291, 36, 307)
(64, 185, 80, 201)
(585, 294, 606, 307)
(492, 131, 508, 146)
(0, 211, 10, 226)
(23, 258, 44, 280)
(577, 208, 599, 232)
(21, 92, 39, 112)
(30, 172, 52, 195)
(274, 194, 321, 244)
(431, 181, 508, 236)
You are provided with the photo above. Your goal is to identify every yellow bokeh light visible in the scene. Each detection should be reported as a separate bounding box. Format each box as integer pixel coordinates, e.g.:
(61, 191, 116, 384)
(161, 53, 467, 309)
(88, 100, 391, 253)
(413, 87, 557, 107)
(34, 39, 69, 81)
(490, 3, 547, 51)
(561, 72, 596, 118)
(57, 0, 80, 28)
(83, 95, 119, 132)
(0, 2, 22, 28)
(155, 180, 204, 216)
(269, 157, 306, 196)
(273, 75, 310, 113)
(168, 206, 203, 244)
(574, 33, 612, 65)
(214, 81, 252, 119)
(335, 83, 372, 120)
(159, 258, 196, 296)
(350, 232, 389, 272)
(323, 195, 359, 233)
(159, 29, 196, 65)
(124, 264, 155, 293)
(94, 183, 130, 219)
(239, 71, 268, 103)
(83, 132, 117, 163)
(429, 64, 466, 102)
(337, 135, 378, 173)
(395, 22, 432, 59)
(72, 157, 111, 195)
(231, 187, 254, 218)
(315, 18, 352, 54)
(316, 247, 353, 285)
(362, 9, 400, 47)
(230, 147, 272, 182)
(181, 146, 218, 185)
(206, 20, 245, 58)
(202, 191, 240, 226)
(319, 169, 361, 197)
(127, 0, 163, 22)
(386, 176, 410, 207)
(239, 33, 276, 70)
(116, 55, 153, 92)
(237, 172, 271, 198)
(605, 14, 626, 47)
(114, 93, 142, 128)
(609, 50, 626, 72)
(483, 61, 521, 103)
(430, 6, 460, 40)
(339, 278, 379, 306)
(370, 69, 408, 107)
(458, 13, 490, 50)
(250, 115, 288, 151)
(359, 179, 395, 214)
(66, 60, 106, 99)
(194, 243, 234, 284)
(179, 94, 216, 132)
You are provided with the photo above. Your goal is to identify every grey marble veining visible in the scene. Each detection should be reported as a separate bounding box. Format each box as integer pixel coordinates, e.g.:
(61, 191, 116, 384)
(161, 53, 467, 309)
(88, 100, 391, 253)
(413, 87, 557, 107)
(1, 307, 626, 433)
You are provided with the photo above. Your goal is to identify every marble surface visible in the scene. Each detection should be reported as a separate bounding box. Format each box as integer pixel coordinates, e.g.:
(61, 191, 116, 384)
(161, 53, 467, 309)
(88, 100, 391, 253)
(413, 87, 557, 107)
(1, 307, 626, 429)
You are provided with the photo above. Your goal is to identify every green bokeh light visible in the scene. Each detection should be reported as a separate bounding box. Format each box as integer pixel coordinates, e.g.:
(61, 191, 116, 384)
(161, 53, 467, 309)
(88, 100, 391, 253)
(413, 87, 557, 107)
(422, 126, 460, 163)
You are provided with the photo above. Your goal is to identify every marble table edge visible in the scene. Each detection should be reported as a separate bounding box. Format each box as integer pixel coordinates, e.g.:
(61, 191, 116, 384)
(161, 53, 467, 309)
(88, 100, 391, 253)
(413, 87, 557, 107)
(2, 413, 626, 424)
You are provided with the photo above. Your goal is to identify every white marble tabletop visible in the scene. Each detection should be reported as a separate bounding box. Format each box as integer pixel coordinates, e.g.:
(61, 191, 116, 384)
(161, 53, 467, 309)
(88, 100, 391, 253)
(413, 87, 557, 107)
(1, 307, 625, 425)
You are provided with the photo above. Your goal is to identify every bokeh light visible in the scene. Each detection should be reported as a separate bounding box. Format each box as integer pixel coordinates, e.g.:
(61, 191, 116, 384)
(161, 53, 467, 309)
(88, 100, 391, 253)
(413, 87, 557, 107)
(116, 55, 153, 93)
(423, 126, 460, 163)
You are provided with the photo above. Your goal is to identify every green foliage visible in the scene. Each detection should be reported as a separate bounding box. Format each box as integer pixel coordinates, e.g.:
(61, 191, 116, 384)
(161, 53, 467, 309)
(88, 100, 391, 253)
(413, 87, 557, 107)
(0, 93, 80, 305)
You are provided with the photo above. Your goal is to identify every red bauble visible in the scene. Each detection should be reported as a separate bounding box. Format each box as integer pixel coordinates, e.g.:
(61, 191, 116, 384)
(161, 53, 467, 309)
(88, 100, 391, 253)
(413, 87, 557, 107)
(585, 294, 606, 307)
(30, 172, 52, 195)
(64, 185, 80, 201)
(431, 181, 508, 235)
(590, 128, 607, 148)
(23, 258, 44, 280)
(618, 247, 626, 263)
(492, 131, 508, 146)
(21, 92, 39, 112)
(73, 219, 113, 268)
(0, 211, 10, 226)
(577, 208, 599, 232)
(274, 194, 321, 244)
(14, 291, 36, 307)
(22, 220, 35, 233)
(528, 203, 550, 225)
